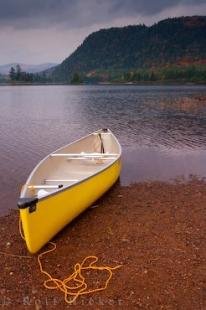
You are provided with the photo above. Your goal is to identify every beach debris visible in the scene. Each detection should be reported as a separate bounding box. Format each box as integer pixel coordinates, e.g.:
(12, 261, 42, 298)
(107, 227, 114, 235)
(90, 204, 100, 209)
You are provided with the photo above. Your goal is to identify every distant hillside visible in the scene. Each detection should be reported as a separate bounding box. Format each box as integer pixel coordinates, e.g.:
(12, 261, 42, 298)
(47, 16, 206, 83)
(0, 63, 58, 75)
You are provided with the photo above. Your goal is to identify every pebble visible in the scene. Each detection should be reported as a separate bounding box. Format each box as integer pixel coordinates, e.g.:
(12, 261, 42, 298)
(122, 238, 130, 243)
(90, 204, 100, 209)
(6, 242, 11, 247)
(32, 288, 38, 294)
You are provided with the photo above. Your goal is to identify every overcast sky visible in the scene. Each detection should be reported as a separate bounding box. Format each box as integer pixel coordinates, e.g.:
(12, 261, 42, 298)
(0, 0, 206, 65)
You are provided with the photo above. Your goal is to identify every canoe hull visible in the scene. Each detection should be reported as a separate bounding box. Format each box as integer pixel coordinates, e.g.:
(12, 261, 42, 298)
(20, 158, 121, 253)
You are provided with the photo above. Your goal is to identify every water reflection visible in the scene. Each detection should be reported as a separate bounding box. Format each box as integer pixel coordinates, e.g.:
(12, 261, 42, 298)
(0, 85, 206, 214)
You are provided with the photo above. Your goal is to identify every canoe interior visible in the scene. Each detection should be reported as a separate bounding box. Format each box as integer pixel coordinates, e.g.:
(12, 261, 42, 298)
(21, 129, 120, 199)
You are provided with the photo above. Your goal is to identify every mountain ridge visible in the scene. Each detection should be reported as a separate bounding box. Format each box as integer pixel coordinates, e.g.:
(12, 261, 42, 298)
(46, 16, 206, 82)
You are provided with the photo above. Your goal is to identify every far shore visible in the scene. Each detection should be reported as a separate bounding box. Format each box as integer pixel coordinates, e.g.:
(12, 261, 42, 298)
(0, 81, 206, 86)
(0, 179, 205, 309)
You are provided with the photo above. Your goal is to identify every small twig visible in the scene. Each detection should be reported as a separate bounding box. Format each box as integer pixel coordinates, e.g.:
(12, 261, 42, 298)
(0, 251, 32, 259)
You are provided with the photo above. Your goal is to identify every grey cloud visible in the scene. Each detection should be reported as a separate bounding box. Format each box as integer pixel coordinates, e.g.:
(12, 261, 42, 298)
(110, 0, 206, 15)
(0, 0, 205, 64)
(0, 0, 205, 29)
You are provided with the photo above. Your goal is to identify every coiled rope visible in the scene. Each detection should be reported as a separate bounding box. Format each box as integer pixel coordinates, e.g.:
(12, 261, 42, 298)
(19, 217, 122, 304)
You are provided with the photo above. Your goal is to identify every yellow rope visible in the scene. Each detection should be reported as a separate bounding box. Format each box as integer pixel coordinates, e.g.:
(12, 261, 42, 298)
(19, 215, 25, 240)
(38, 242, 122, 304)
(19, 216, 122, 304)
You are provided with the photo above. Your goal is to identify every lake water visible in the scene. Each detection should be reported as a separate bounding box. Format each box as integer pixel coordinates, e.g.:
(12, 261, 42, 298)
(0, 85, 206, 215)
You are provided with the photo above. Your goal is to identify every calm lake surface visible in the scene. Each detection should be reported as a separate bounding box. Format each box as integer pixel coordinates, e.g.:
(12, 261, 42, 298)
(1, 85, 206, 215)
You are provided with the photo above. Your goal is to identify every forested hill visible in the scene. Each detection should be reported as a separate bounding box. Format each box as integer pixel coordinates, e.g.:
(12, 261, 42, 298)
(47, 16, 206, 83)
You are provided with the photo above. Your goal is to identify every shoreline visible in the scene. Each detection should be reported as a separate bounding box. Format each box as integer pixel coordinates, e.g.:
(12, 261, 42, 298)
(0, 179, 205, 309)
(0, 81, 206, 86)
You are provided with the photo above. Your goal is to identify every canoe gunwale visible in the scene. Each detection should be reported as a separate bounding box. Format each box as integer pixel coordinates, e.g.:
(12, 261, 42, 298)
(18, 129, 122, 210)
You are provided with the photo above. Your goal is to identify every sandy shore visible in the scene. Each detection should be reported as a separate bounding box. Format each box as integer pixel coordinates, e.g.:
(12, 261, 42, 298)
(0, 179, 205, 309)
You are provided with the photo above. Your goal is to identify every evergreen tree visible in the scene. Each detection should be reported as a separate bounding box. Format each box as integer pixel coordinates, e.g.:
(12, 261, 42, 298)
(9, 67, 16, 81)
(71, 73, 82, 84)
(16, 64, 22, 81)
(150, 71, 156, 81)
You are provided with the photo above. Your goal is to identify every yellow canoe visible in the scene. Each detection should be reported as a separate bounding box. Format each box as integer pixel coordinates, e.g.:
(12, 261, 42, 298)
(18, 129, 122, 253)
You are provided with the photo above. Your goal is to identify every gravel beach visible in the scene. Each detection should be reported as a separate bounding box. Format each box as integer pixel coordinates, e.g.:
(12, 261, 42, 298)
(0, 178, 205, 309)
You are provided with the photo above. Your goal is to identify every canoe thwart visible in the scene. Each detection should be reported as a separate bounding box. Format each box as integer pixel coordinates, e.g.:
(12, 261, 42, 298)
(45, 179, 79, 183)
(28, 185, 63, 189)
(50, 153, 119, 157)
(65, 157, 117, 160)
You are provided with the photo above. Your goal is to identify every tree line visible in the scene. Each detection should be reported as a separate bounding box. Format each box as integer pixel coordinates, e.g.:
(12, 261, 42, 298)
(121, 65, 206, 83)
(70, 64, 206, 84)
(9, 64, 48, 83)
(8, 64, 206, 84)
